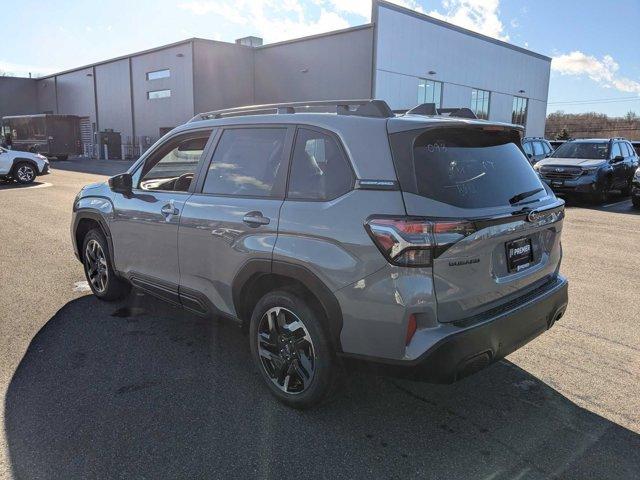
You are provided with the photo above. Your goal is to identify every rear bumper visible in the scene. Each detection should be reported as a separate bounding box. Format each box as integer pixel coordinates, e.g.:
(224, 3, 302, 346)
(343, 276, 568, 383)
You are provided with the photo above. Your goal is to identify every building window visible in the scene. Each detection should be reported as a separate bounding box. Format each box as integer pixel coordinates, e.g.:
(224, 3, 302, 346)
(146, 69, 170, 81)
(418, 79, 443, 108)
(470, 88, 490, 119)
(148, 89, 171, 100)
(512, 96, 528, 126)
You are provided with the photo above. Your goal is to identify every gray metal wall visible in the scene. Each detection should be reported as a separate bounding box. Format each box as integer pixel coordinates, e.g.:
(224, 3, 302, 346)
(32, 41, 195, 149)
(56, 67, 97, 126)
(95, 59, 133, 142)
(0, 78, 38, 119)
(36, 77, 57, 114)
(131, 43, 194, 141)
(373, 1, 551, 136)
(253, 26, 373, 104)
(193, 39, 254, 114)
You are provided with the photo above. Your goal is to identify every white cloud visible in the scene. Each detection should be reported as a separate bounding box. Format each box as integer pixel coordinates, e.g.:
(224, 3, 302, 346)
(327, 0, 424, 19)
(428, 0, 509, 41)
(552, 51, 640, 94)
(0, 60, 58, 77)
(179, 0, 349, 43)
(178, 0, 510, 44)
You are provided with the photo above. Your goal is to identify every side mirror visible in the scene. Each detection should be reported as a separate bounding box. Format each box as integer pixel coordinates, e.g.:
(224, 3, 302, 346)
(611, 155, 624, 163)
(526, 153, 533, 159)
(108, 173, 132, 194)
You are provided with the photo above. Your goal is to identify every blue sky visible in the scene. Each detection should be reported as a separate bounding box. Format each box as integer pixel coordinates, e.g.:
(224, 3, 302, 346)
(4, 0, 639, 116)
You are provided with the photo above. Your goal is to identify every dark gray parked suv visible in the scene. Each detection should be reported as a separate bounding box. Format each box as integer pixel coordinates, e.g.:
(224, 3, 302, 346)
(71, 100, 569, 408)
(534, 138, 639, 203)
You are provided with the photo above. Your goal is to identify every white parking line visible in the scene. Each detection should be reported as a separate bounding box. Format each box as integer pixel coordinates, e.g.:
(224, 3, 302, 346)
(601, 199, 631, 209)
(0, 182, 53, 192)
(73, 280, 91, 292)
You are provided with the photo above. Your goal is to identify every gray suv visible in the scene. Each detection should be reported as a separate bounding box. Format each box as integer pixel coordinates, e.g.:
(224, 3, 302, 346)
(71, 100, 569, 409)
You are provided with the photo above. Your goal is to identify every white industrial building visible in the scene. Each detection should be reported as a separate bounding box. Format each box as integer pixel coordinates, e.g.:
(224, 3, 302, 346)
(0, 0, 551, 156)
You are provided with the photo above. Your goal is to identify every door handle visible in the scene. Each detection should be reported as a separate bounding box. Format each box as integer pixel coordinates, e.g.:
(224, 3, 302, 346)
(161, 200, 179, 216)
(243, 211, 270, 227)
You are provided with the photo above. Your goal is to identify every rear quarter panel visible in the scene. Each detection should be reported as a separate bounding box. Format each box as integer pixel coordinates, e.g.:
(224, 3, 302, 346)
(273, 189, 406, 292)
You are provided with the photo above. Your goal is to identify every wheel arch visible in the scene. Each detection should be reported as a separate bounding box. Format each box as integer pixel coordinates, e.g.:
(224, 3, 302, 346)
(233, 260, 344, 351)
(73, 210, 114, 264)
(11, 158, 39, 174)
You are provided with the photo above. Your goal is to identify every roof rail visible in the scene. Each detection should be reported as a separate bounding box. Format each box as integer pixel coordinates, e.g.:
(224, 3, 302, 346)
(188, 99, 394, 122)
(405, 103, 478, 119)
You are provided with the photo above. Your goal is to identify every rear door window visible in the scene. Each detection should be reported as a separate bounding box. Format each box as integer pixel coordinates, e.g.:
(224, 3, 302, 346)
(611, 142, 623, 159)
(532, 141, 544, 156)
(202, 128, 287, 197)
(287, 128, 353, 201)
(389, 127, 545, 208)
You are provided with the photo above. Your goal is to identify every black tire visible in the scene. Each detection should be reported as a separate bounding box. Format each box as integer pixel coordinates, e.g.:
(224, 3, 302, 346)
(621, 179, 633, 197)
(590, 185, 609, 204)
(81, 229, 130, 301)
(12, 162, 36, 184)
(249, 289, 339, 409)
(632, 196, 640, 209)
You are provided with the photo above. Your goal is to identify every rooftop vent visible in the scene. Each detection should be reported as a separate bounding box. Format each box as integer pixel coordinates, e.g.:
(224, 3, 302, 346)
(235, 36, 263, 47)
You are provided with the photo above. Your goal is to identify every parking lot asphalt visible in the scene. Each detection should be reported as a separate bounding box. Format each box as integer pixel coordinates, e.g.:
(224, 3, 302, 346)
(0, 158, 638, 479)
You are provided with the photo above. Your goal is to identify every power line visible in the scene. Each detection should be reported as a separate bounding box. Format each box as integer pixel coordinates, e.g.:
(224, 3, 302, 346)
(548, 95, 640, 105)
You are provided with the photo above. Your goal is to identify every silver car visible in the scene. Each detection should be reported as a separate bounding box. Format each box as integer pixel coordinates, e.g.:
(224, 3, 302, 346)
(71, 100, 568, 409)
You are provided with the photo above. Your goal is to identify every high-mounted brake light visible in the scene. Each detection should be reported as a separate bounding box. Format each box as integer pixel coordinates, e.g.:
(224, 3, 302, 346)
(365, 217, 476, 267)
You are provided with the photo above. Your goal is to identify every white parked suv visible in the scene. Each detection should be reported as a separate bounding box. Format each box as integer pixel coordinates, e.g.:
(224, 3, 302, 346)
(0, 147, 50, 184)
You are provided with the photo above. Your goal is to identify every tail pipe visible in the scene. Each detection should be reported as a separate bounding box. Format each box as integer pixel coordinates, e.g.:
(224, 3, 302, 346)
(547, 306, 566, 330)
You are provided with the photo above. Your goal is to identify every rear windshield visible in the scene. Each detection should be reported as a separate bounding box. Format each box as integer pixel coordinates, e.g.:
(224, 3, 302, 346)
(551, 142, 608, 160)
(389, 127, 545, 208)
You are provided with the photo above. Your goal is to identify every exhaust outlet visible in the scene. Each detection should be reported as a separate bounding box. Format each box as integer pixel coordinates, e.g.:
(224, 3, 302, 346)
(547, 307, 565, 329)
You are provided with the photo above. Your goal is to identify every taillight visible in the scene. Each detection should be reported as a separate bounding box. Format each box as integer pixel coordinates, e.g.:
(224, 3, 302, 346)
(365, 216, 475, 267)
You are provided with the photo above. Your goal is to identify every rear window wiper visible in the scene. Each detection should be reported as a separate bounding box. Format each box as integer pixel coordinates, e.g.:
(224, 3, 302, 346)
(509, 188, 544, 205)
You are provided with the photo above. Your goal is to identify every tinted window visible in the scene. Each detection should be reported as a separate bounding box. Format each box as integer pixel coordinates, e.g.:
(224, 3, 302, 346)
(470, 89, 490, 120)
(621, 142, 632, 157)
(611, 142, 623, 158)
(389, 127, 545, 208)
(147, 69, 170, 80)
(288, 128, 353, 201)
(148, 89, 171, 99)
(418, 79, 443, 109)
(512, 97, 528, 126)
(542, 142, 552, 154)
(203, 128, 286, 197)
(551, 142, 608, 160)
(139, 132, 211, 192)
(522, 142, 533, 155)
(532, 141, 544, 155)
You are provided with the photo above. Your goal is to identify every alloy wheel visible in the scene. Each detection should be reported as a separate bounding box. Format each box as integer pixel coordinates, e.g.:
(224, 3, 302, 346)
(16, 165, 35, 182)
(257, 306, 315, 394)
(84, 239, 108, 293)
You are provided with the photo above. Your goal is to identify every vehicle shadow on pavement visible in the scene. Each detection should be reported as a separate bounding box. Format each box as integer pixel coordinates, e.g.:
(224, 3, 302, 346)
(562, 193, 640, 215)
(5, 293, 639, 479)
(0, 180, 47, 190)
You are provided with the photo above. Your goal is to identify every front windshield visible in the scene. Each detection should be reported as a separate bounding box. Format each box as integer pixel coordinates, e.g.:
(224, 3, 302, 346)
(551, 142, 608, 160)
